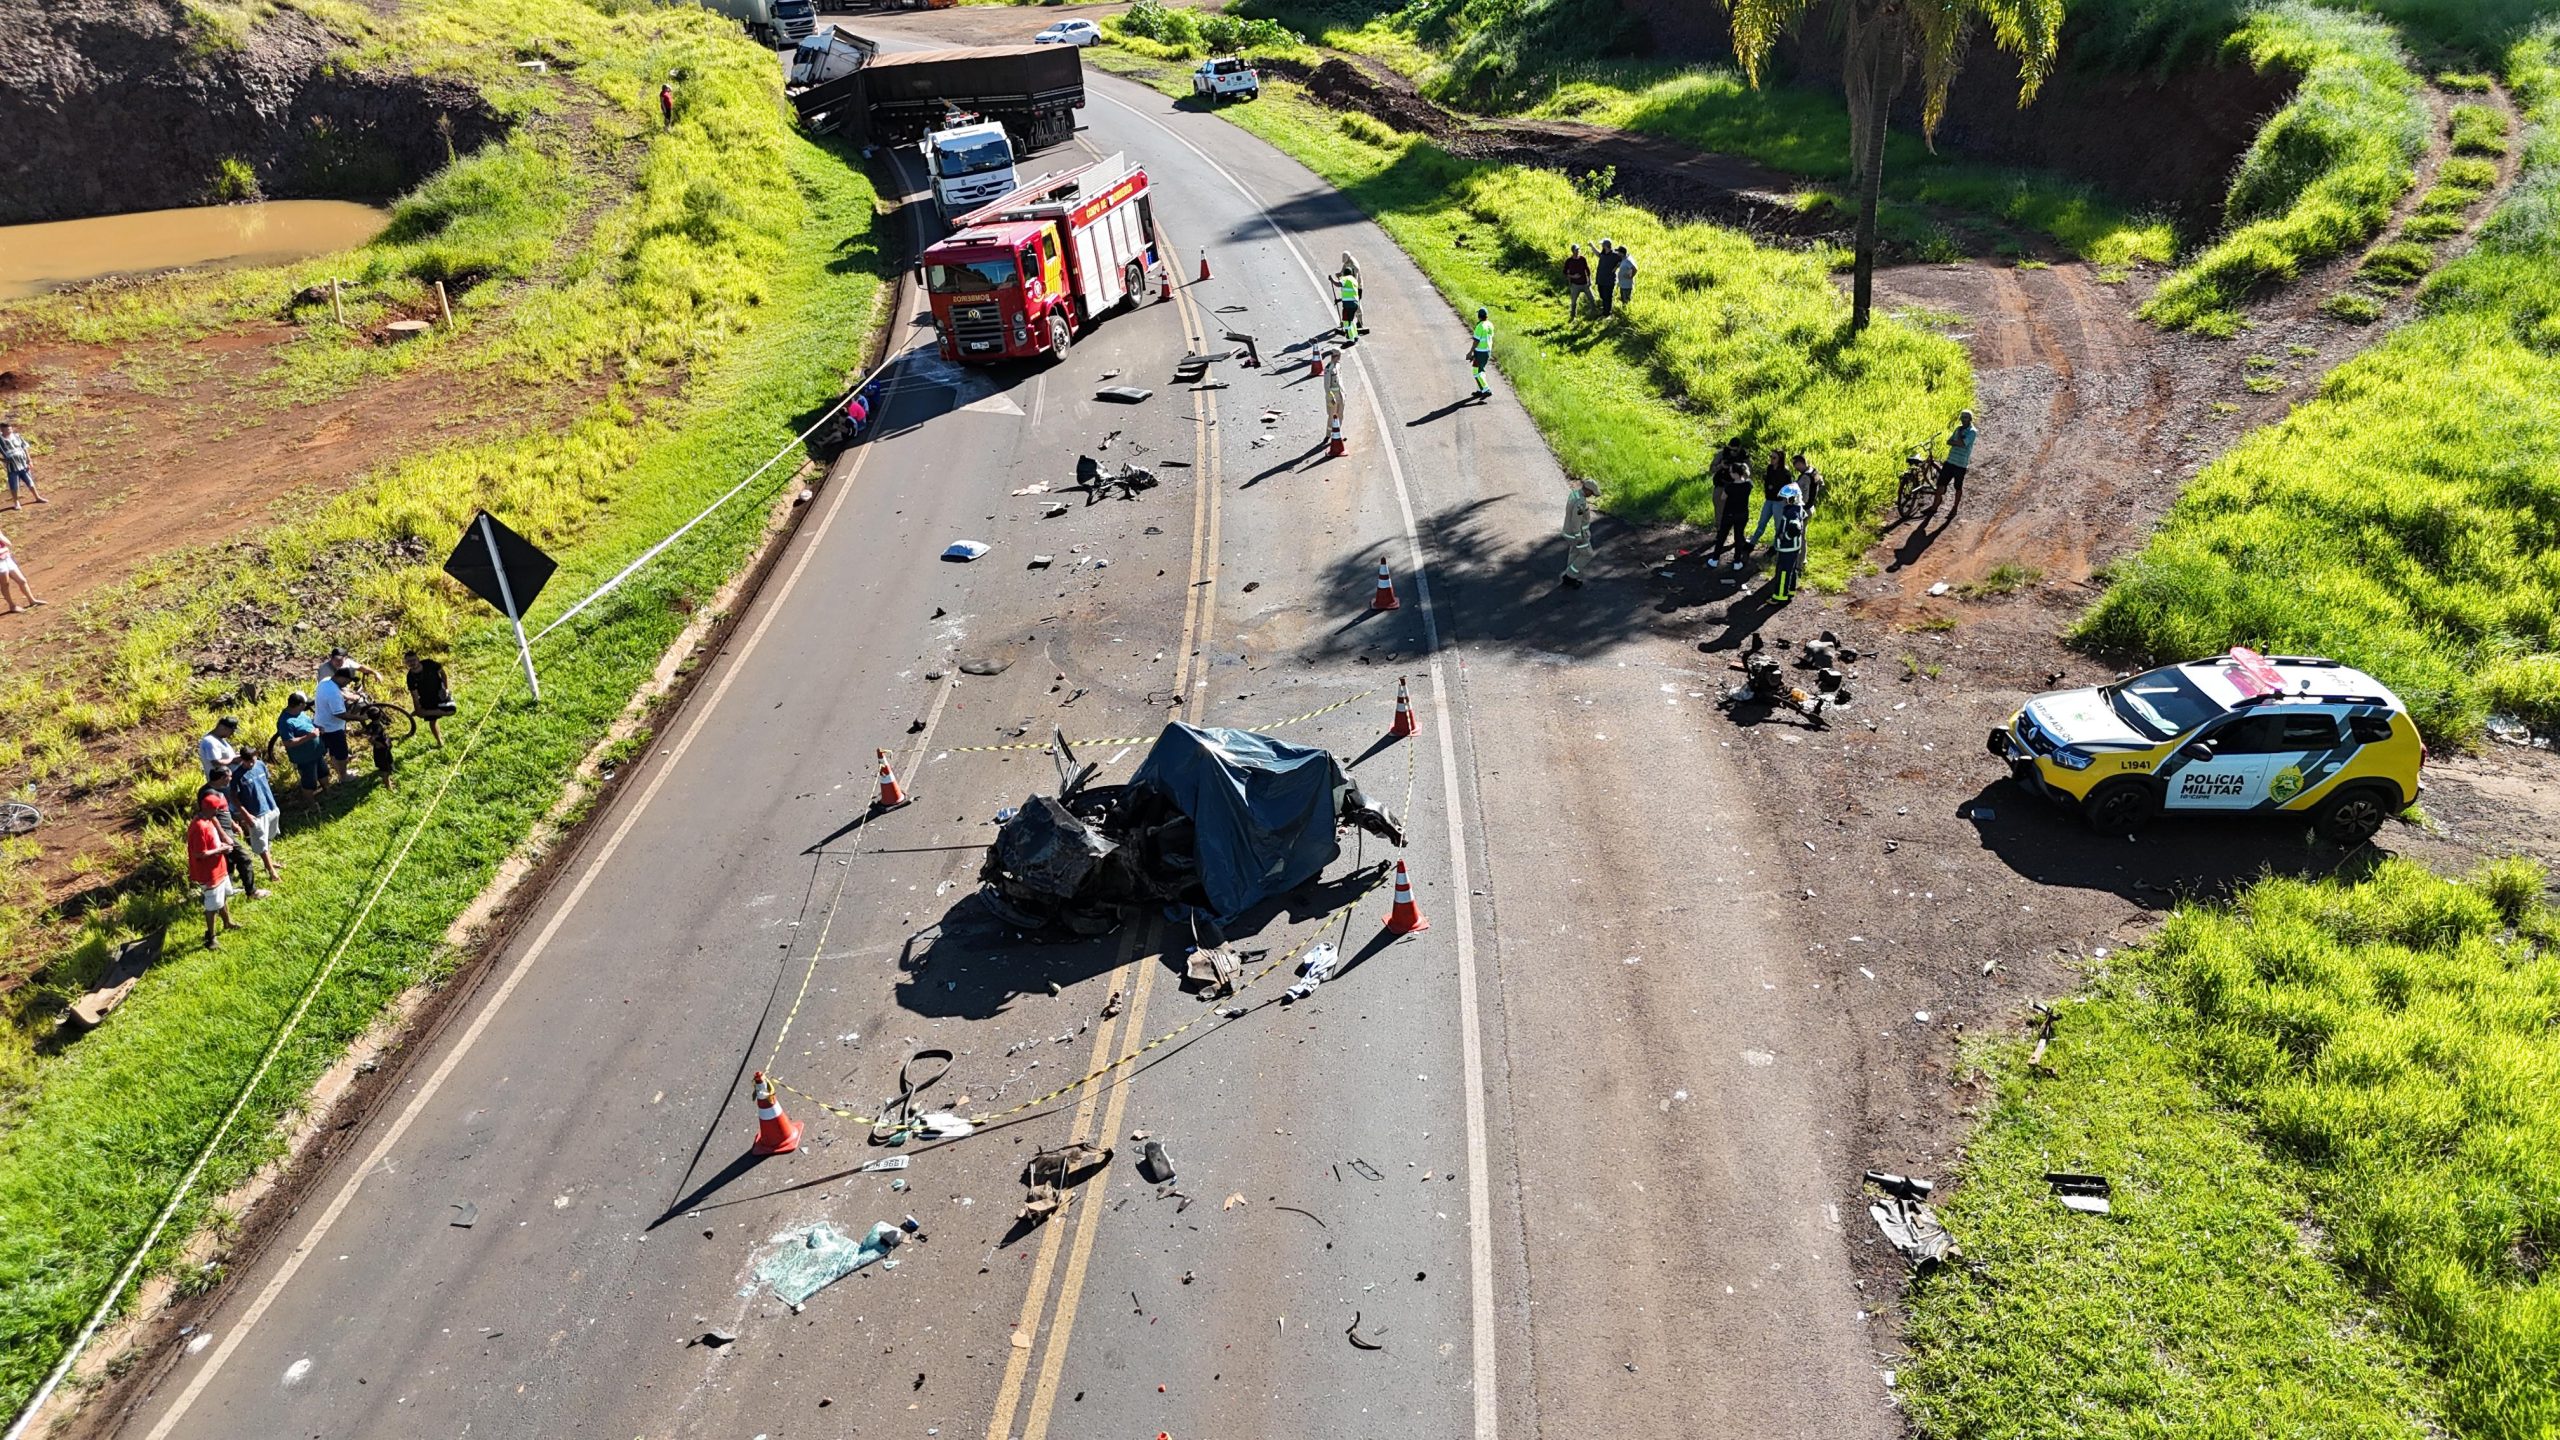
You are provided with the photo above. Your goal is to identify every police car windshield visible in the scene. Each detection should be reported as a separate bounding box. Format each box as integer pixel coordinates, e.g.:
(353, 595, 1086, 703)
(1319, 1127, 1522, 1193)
(2105, 667, 2226, 740)
(927, 258, 1019, 292)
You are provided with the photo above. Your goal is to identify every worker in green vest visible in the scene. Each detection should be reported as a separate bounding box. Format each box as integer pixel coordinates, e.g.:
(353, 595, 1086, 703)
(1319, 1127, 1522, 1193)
(1468, 307, 1493, 399)
(1336, 267, 1362, 343)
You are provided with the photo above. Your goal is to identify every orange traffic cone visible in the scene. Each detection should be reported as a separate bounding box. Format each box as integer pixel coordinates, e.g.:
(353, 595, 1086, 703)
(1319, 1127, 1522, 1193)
(1329, 425, 1346, 459)
(874, 748, 908, 808)
(1383, 859, 1430, 934)
(749, 1070, 801, 1155)
(1389, 676, 1419, 737)
(1311, 350, 1326, 377)
(1369, 558, 1400, 612)
(1197, 253, 1211, 283)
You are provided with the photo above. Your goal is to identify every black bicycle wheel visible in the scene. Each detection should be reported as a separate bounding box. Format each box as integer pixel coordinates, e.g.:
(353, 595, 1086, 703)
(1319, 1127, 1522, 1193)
(0, 802, 37, 836)
(370, 702, 418, 742)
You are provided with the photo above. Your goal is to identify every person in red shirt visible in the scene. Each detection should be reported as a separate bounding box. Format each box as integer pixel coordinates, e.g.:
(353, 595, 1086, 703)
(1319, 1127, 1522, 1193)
(187, 793, 241, 949)
(659, 81, 675, 129)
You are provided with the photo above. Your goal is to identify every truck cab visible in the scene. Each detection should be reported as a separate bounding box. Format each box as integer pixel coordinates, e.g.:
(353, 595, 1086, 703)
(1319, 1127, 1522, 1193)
(924, 121, 1018, 218)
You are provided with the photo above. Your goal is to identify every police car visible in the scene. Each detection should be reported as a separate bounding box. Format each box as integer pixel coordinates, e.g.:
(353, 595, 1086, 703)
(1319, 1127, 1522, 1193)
(1988, 648, 2424, 843)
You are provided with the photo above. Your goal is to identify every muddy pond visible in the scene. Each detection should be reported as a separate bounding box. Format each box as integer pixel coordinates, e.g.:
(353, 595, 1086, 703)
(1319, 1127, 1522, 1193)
(0, 200, 388, 301)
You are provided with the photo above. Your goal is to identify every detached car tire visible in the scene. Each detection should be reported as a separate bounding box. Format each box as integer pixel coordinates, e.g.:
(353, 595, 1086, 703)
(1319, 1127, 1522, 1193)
(2312, 784, 2394, 846)
(2082, 778, 2156, 836)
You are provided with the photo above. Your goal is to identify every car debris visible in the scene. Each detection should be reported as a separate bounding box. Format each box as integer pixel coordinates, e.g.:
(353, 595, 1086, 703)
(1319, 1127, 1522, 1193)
(1864, 1172, 1955, 1273)
(1029, 555, 1055, 569)
(941, 540, 990, 562)
(755, 1221, 905, 1309)
(2045, 1172, 2113, 1214)
(1720, 634, 1850, 727)
(857, 1156, 910, 1174)
(699, 1328, 737, 1348)
(1282, 941, 1340, 1003)
(1096, 385, 1153, 403)
(1345, 1310, 1385, 1350)
(1136, 1138, 1178, 1184)
(978, 723, 1404, 935)
(448, 1202, 477, 1228)
(1345, 1158, 1384, 1182)
(61, 929, 167, 1033)
(1073, 454, 1160, 504)
(1018, 1141, 1114, 1223)
(1183, 945, 1245, 998)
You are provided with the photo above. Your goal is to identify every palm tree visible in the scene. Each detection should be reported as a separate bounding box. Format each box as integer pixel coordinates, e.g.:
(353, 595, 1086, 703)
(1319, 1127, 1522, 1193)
(1727, 0, 2063, 330)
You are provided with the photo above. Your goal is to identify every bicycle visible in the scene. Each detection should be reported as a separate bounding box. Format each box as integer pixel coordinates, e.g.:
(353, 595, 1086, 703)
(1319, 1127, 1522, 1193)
(342, 695, 417, 743)
(1893, 447, 1948, 523)
(1, 799, 37, 837)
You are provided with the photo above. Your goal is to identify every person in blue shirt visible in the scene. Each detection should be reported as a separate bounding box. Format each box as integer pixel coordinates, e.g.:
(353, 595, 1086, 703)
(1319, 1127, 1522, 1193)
(1942, 409, 1979, 506)
(269, 692, 327, 796)
(225, 753, 284, 885)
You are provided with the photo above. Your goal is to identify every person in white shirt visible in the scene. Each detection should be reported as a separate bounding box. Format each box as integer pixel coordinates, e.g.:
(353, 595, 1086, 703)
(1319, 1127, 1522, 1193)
(317, 645, 378, 687)
(313, 667, 355, 782)
(197, 716, 241, 779)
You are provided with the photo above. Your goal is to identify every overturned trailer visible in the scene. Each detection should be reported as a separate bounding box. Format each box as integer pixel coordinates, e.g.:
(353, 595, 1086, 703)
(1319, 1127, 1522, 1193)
(979, 723, 1402, 934)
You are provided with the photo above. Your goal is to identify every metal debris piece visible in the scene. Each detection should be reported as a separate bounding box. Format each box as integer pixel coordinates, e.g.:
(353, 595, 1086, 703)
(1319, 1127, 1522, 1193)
(1347, 1158, 1384, 1182)
(1020, 1142, 1115, 1222)
(1183, 946, 1244, 998)
(959, 656, 1012, 676)
(1096, 386, 1153, 403)
(942, 540, 990, 562)
(2045, 1172, 2113, 1214)
(1866, 1181, 1956, 1274)
(1345, 1311, 1385, 1350)
(449, 1202, 477, 1228)
(1136, 1139, 1177, 1185)
(1101, 988, 1125, 1019)
(1029, 555, 1054, 569)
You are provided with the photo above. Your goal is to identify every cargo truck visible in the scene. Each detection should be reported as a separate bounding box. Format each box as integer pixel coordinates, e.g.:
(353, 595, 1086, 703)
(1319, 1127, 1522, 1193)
(703, 0, 815, 48)
(789, 40, 1082, 153)
(919, 153, 1163, 362)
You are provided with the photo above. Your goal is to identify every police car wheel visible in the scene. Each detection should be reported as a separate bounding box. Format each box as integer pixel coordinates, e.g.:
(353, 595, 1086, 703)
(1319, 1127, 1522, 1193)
(2312, 785, 2392, 846)
(2082, 778, 2155, 836)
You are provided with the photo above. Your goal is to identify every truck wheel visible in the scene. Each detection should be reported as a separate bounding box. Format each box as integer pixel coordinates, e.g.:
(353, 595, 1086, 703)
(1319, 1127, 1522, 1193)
(1122, 260, 1147, 310)
(2311, 784, 2394, 846)
(1046, 313, 1072, 359)
(2082, 778, 2156, 836)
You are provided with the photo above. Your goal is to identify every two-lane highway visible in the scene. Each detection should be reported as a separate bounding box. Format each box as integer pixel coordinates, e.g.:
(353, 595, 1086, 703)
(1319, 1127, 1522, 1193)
(97, 38, 1899, 1440)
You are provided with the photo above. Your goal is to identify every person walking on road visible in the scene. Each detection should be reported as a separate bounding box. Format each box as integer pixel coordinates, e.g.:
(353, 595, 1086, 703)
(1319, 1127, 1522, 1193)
(1562, 243, 1594, 320)
(1593, 240, 1621, 317)
(1770, 486, 1808, 601)
(187, 793, 242, 950)
(1559, 477, 1598, 588)
(1614, 248, 1638, 311)
(2, 420, 45, 510)
(1942, 408, 1979, 508)
(1467, 307, 1494, 399)
(1709, 450, 1755, 570)
(0, 527, 42, 613)
(1335, 264, 1362, 344)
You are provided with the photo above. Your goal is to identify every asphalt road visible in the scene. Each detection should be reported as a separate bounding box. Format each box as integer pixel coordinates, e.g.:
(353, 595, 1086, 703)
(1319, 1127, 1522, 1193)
(98, 35, 1900, 1440)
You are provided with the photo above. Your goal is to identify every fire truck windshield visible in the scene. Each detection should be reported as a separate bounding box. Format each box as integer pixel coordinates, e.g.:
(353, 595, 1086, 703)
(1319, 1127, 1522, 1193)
(928, 257, 1019, 292)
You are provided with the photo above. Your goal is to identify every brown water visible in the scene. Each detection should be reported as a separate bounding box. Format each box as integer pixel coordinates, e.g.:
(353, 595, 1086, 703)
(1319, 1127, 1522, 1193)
(0, 201, 389, 301)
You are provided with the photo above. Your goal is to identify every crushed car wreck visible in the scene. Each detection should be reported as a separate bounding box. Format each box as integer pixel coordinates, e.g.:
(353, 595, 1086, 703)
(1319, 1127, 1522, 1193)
(978, 723, 1403, 934)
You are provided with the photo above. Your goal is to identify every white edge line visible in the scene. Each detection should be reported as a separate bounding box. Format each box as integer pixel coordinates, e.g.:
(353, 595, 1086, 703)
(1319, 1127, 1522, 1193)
(139, 345, 917, 1440)
(1088, 86, 1499, 1440)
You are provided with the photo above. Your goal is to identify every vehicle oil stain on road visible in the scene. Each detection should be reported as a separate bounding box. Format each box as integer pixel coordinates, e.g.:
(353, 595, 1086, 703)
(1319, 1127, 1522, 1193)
(0, 200, 387, 300)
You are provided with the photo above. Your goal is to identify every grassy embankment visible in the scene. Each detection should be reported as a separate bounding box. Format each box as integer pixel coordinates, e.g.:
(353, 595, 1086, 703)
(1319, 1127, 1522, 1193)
(2078, 21, 2560, 744)
(1094, 36, 1969, 586)
(1903, 855, 2560, 1440)
(1220, 0, 2178, 268)
(2140, 2, 2430, 335)
(0, 0, 890, 1414)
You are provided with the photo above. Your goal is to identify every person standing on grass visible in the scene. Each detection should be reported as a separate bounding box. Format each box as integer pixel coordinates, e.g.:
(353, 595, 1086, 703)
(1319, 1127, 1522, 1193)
(408, 654, 457, 747)
(356, 696, 399, 793)
(199, 782, 266, 899)
(1593, 240, 1621, 317)
(660, 80, 675, 129)
(1710, 449, 1755, 570)
(1614, 248, 1637, 311)
(198, 716, 243, 780)
(226, 754, 284, 885)
(188, 793, 241, 950)
(0, 527, 42, 613)
(314, 664, 356, 782)
(1559, 477, 1598, 589)
(1942, 408, 1979, 507)
(1562, 243, 1594, 320)
(270, 692, 327, 797)
(2, 420, 44, 510)
(1467, 307, 1494, 399)
(1791, 452, 1825, 514)
(1746, 448, 1791, 552)
(317, 644, 379, 688)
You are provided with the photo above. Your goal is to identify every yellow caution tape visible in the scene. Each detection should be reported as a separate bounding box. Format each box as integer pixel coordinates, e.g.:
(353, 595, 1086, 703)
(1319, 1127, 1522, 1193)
(945, 690, 1375, 754)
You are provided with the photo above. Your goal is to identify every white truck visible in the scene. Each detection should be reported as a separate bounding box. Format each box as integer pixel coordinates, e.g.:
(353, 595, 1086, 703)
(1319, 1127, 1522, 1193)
(1190, 56, 1260, 103)
(924, 119, 1019, 218)
(704, 0, 816, 47)
(787, 24, 875, 88)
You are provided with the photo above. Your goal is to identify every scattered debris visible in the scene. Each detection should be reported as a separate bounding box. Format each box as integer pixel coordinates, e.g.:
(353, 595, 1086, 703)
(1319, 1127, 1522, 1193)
(959, 656, 1013, 677)
(2028, 1005, 2056, 1070)
(1926, 581, 1951, 596)
(942, 541, 990, 562)
(700, 1328, 737, 1348)
(860, 1155, 914, 1175)
(2485, 713, 2538, 746)
(1345, 1311, 1385, 1350)
(1283, 941, 1341, 1003)
(2045, 1172, 2113, 1215)
(1029, 555, 1054, 570)
(1346, 1158, 1383, 1182)
(448, 1202, 477, 1228)
(1074, 455, 1160, 504)
(1137, 1139, 1178, 1184)
(755, 1222, 904, 1308)
(1011, 482, 1052, 496)
(1865, 1172, 1955, 1273)
(1096, 386, 1153, 403)
(1019, 1142, 1115, 1222)
(1042, 502, 1070, 518)
(1222, 1193, 1248, 1211)
(1274, 1204, 1327, 1229)
(1101, 988, 1125, 1019)
(1183, 946, 1245, 999)
(61, 929, 167, 1033)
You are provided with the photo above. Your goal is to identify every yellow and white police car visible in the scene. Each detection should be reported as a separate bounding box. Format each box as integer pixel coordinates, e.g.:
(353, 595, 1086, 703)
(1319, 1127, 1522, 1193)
(1988, 648, 2424, 843)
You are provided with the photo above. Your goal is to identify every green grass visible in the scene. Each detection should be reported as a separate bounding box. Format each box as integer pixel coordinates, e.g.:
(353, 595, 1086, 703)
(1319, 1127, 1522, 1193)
(2358, 238, 2437, 283)
(2321, 287, 2388, 320)
(1094, 53, 1970, 590)
(2079, 20, 2560, 744)
(0, 0, 891, 1412)
(1904, 857, 2560, 1440)
(2451, 101, 2513, 156)
(1957, 563, 2044, 599)
(2142, 2, 2429, 335)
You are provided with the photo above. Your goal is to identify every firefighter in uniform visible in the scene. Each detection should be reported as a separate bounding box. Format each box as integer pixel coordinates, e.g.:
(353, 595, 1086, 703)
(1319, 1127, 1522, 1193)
(1770, 483, 1807, 601)
(1324, 355, 1346, 454)
(1468, 307, 1494, 398)
(1560, 477, 1598, 588)
(1336, 266, 1362, 343)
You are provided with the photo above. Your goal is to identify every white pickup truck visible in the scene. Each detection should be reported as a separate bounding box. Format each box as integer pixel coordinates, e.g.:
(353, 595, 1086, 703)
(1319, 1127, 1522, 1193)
(1190, 56, 1260, 102)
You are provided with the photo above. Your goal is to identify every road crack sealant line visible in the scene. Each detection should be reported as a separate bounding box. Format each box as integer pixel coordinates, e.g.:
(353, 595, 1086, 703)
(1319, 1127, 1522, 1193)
(945, 687, 1375, 752)
(767, 741, 1417, 1136)
(1089, 84, 1502, 1440)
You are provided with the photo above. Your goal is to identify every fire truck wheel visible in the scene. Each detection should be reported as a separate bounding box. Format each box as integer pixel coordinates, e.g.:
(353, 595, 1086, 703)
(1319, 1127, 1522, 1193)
(1046, 313, 1072, 359)
(1122, 260, 1147, 310)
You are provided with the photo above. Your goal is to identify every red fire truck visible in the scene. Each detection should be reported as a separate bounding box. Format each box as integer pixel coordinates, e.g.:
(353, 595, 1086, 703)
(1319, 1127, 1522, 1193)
(919, 152, 1165, 363)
